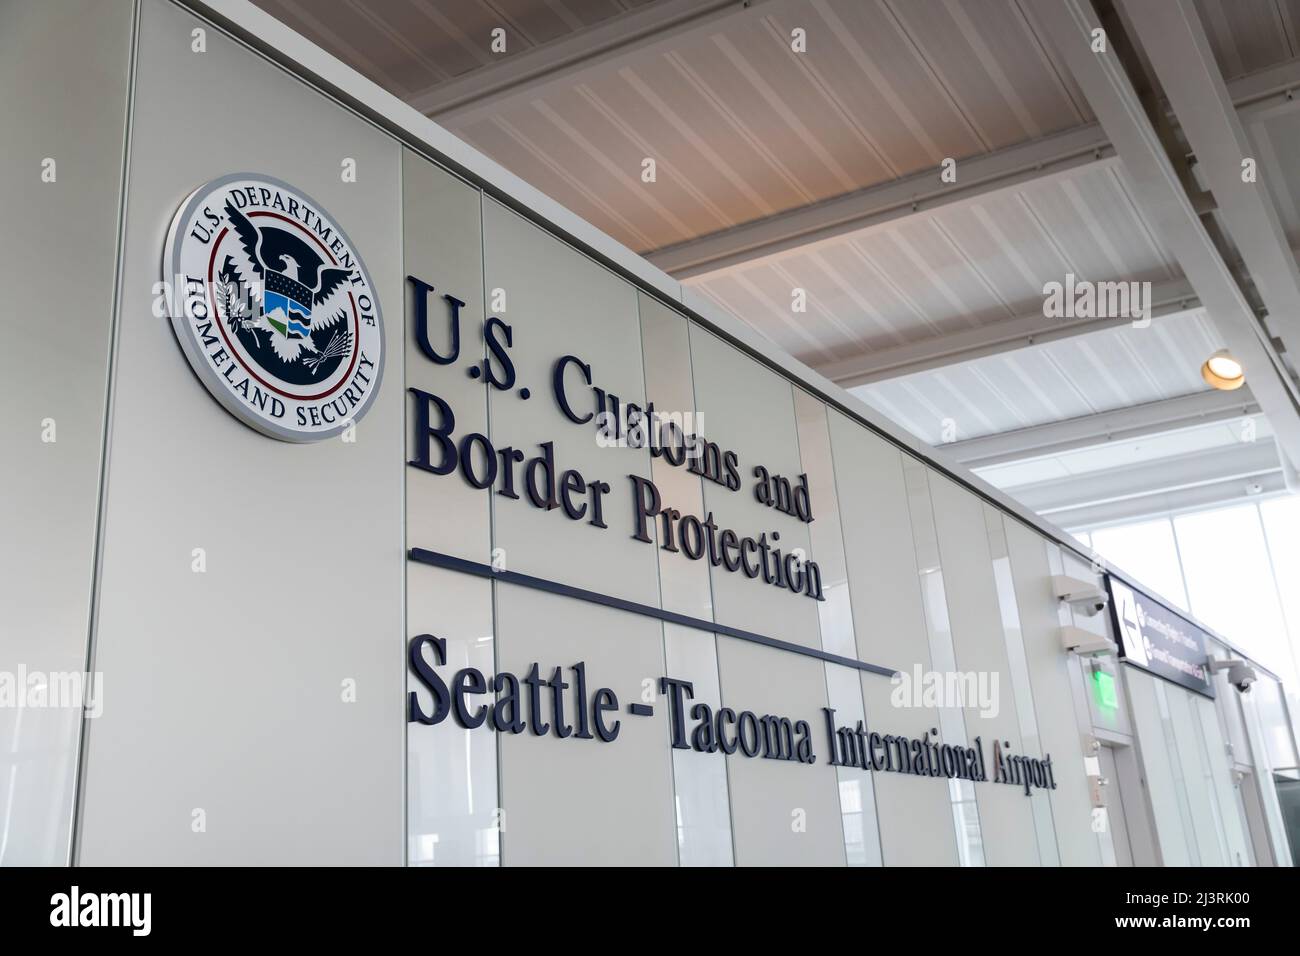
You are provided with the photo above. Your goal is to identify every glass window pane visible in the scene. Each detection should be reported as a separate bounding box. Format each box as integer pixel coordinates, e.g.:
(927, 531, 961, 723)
(1173, 504, 1291, 679)
(1259, 496, 1300, 692)
(1089, 518, 1189, 611)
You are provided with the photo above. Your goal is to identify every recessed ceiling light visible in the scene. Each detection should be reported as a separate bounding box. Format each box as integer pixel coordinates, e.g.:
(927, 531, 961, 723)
(1202, 349, 1245, 390)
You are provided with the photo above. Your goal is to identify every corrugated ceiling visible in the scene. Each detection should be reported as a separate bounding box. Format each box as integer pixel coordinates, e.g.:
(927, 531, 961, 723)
(852, 310, 1224, 445)
(1194, 0, 1300, 79)
(687, 162, 1180, 365)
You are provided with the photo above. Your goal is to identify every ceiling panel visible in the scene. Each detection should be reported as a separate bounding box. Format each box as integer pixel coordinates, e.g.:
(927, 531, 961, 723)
(685, 163, 1180, 367)
(437, 0, 1106, 252)
(1052, 417, 1270, 476)
(974, 457, 1072, 489)
(886, 0, 1091, 147)
(488, 0, 628, 45)
(252, 0, 1107, 259)
(257, 0, 451, 95)
(1013, 166, 1179, 283)
(973, 416, 1275, 517)
(1194, 0, 1298, 79)
(255, 0, 640, 97)
(1245, 105, 1300, 249)
(852, 310, 1223, 446)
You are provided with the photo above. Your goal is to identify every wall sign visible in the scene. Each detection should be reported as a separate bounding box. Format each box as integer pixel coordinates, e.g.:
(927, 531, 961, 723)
(164, 174, 384, 441)
(408, 635, 1058, 798)
(406, 275, 826, 604)
(1106, 575, 1215, 698)
(403, 274, 1059, 797)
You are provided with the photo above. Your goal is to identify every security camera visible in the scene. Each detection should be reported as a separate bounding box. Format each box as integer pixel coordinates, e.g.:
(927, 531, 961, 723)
(1052, 576, 1109, 617)
(1208, 658, 1258, 694)
(1075, 596, 1109, 617)
(1229, 664, 1257, 694)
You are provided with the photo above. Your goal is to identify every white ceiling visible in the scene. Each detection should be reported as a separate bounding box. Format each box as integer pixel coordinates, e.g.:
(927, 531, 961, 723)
(977, 414, 1272, 488)
(854, 309, 1225, 445)
(1194, 0, 1300, 79)
(1247, 103, 1300, 250)
(690, 161, 1181, 366)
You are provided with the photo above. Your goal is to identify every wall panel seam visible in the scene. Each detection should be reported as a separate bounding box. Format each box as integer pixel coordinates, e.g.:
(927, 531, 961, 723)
(68, 0, 143, 867)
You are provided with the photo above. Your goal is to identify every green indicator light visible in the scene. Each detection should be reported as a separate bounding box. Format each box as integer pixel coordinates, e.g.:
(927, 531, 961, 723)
(1094, 669, 1118, 710)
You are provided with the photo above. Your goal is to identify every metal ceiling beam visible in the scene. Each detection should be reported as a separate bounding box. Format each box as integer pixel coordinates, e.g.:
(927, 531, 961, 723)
(1125, 3, 1300, 376)
(817, 275, 1198, 389)
(647, 124, 1117, 279)
(646, 63, 1300, 280)
(1223, 57, 1300, 122)
(407, 0, 786, 125)
(1003, 437, 1281, 514)
(945, 389, 1260, 469)
(1045, 471, 1288, 530)
(1031, 0, 1300, 474)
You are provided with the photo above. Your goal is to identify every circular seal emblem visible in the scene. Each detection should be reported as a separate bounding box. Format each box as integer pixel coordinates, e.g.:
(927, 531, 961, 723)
(164, 174, 384, 441)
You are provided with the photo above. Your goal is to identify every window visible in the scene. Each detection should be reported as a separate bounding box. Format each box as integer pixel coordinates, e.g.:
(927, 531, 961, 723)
(1089, 518, 1189, 611)
(1173, 504, 1293, 685)
(1261, 497, 1300, 693)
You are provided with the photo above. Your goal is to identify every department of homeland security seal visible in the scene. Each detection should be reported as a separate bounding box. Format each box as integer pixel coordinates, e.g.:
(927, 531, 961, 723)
(164, 174, 383, 441)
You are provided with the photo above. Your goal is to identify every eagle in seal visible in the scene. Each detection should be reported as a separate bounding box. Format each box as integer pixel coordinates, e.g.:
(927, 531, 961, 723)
(217, 200, 353, 371)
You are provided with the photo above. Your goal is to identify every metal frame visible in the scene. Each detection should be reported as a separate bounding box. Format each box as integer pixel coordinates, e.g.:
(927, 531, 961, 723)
(406, 0, 795, 125)
(1126, 1, 1300, 395)
(820, 276, 1198, 388)
(647, 124, 1117, 278)
(947, 389, 1259, 468)
(1055, 473, 1289, 531)
(1007, 437, 1281, 514)
(1033, 0, 1300, 482)
(645, 62, 1300, 280)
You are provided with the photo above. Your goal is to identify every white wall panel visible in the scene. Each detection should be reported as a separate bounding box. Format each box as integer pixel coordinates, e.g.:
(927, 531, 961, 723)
(1002, 520, 1101, 866)
(404, 150, 489, 564)
(827, 413, 960, 865)
(481, 198, 657, 606)
(684, 335, 842, 865)
(689, 328, 820, 649)
(0, 0, 134, 867)
(795, 390, 882, 866)
(475, 210, 675, 862)
(638, 293, 733, 866)
(77, 0, 405, 864)
(493, 586, 676, 866)
(929, 475, 1039, 865)
(1125, 668, 1194, 865)
(902, 461, 985, 865)
(407, 566, 498, 866)
(638, 295, 713, 619)
(715, 640, 845, 866)
(984, 506, 1060, 865)
(403, 150, 499, 866)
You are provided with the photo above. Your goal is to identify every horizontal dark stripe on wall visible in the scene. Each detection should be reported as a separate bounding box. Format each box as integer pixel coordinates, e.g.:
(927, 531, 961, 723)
(408, 547, 897, 678)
